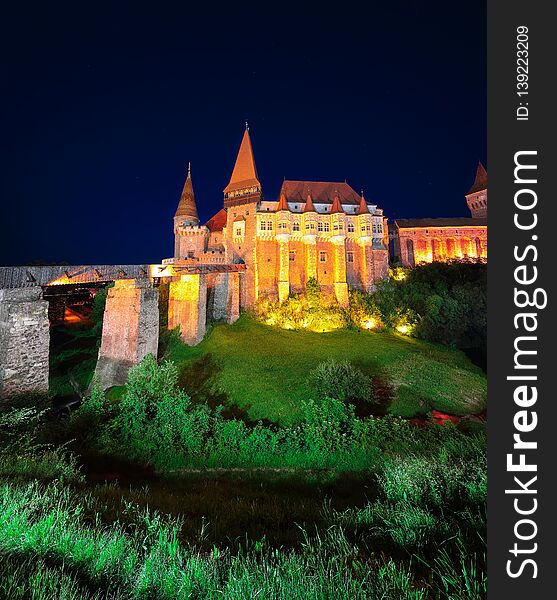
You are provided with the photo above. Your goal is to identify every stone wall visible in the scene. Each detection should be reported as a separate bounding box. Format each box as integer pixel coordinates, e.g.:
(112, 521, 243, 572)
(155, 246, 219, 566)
(0, 287, 49, 398)
(168, 274, 207, 345)
(95, 279, 159, 389)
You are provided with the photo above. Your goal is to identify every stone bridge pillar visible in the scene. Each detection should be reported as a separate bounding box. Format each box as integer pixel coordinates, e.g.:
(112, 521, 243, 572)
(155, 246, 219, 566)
(211, 271, 240, 324)
(95, 279, 159, 389)
(0, 287, 49, 398)
(168, 273, 207, 345)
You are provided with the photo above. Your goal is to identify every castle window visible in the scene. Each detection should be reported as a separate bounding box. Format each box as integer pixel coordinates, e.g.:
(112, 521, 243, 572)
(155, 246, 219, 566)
(348, 223, 355, 233)
(318, 222, 324, 232)
(366, 225, 371, 232)
(333, 223, 338, 231)
(310, 223, 315, 230)
(267, 221, 273, 230)
(347, 251, 354, 263)
(235, 227, 243, 237)
(361, 224, 366, 232)
(372, 223, 377, 233)
(305, 222, 310, 230)
(324, 222, 330, 232)
(278, 221, 288, 230)
(289, 251, 296, 261)
(293, 221, 300, 232)
(378, 223, 383, 233)
(260, 221, 267, 231)
(319, 251, 327, 262)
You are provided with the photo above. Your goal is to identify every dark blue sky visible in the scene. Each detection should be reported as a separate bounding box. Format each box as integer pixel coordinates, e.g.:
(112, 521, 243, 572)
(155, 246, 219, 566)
(0, 2, 486, 266)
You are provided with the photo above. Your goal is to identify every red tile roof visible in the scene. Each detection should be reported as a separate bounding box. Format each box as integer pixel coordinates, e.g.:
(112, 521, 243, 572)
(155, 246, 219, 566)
(303, 194, 316, 213)
(205, 208, 227, 232)
(330, 195, 344, 214)
(276, 192, 290, 211)
(280, 180, 361, 205)
(357, 195, 369, 215)
(223, 128, 261, 193)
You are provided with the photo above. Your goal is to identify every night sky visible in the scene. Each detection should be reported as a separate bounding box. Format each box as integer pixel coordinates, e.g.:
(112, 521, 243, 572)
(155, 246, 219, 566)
(1, 2, 486, 266)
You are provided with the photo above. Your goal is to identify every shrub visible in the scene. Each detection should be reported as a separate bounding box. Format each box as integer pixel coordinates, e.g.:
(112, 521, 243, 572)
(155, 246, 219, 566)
(309, 358, 373, 404)
(348, 289, 384, 330)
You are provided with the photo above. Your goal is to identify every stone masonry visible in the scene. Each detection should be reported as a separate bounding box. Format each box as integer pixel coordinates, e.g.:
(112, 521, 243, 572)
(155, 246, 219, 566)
(168, 273, 207, 345)
(210, 271, 240, 324)
(0, 287, 49, 398)
(94, 279, 159, 389)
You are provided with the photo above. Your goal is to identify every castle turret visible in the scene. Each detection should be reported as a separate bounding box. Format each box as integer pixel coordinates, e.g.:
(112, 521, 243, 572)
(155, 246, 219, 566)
(173, 164, 209, 259)
(465, 162, 488, 219)
(175, 163, 199, 226)
(223, 124, 262, 208)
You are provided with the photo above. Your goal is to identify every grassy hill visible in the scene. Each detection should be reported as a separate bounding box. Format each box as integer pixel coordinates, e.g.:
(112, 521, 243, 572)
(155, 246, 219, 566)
(164, 316, 486, 424)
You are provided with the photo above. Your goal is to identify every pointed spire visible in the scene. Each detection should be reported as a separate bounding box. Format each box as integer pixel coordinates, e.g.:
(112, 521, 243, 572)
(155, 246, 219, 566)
(303, 193, 316, 213)
(175, 163, 199, 223)
(330, 194, 344, 214)
(467, 162, 488, 194)
(224, 127, 261, 194)
(277, 191, 290, 211)
(357, 192, 369, 215)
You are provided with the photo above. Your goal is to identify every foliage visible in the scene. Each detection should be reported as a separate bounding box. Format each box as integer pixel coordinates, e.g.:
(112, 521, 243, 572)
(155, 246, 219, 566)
(256, 292, 348, 333)
(375, 261, 487, 349)
(0, 404, 82, 483)
(0, 478, 484, 599)
(347, 289, 384, 330)
(164, 315, 486, 422)
(309, 358, 374, 404)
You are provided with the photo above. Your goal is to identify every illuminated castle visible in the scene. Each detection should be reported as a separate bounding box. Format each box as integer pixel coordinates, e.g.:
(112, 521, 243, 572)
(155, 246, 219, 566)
(169, 126, 389, 308)
(390, 163, 488, 266)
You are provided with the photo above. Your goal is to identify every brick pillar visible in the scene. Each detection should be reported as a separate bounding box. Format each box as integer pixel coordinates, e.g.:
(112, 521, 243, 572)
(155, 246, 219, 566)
(226, 272, 240, 324)
(95, 279, 159, 389)
(211, 272, 240, 324)
(332, 239, 349, 307)
(359, 241, 375, 293)
(277, 235, 290, 302)
(304, 235, 317, 281)
(168, 273, 207, 345)
(0, 287, 49, 398)
(372, 248, 389, 283)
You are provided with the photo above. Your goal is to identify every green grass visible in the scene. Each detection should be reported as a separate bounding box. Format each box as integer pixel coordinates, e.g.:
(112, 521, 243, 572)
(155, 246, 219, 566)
(164, 315, 486, 424)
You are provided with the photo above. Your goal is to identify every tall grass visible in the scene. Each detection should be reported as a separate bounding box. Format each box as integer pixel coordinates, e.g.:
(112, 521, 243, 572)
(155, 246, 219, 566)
(0, 482, 429, 599)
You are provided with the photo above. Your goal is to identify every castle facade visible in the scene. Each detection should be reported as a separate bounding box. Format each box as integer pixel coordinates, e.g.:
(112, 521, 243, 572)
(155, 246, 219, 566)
(168, 127, 389, 308)
(389, 163, 488, 266)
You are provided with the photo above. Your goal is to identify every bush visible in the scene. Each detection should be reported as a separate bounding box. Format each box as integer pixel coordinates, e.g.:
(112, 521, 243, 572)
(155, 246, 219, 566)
(309, 358, 373, 404)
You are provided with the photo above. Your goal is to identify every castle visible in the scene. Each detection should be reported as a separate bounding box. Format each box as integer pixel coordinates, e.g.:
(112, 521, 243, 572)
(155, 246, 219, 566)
(167, 126, 389, 309)
(389, 163, 487, 266)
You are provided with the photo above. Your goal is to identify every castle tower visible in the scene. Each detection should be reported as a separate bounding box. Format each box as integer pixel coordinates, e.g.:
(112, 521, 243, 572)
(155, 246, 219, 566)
(173, 164, 209, 259)
(465, 162, 488, 218)
(223, 125, 263, 307)
(223, 124, 262, 208)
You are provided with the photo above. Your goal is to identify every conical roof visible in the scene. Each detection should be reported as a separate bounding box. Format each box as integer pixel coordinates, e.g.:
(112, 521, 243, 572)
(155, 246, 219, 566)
(277, 192, 290, 211)
(357, 193, 369, 215)
(303, 193, 316, 213)
(175, 163, 199, 222)
(330, 194, 344, 214)
(467, 162, 488, 194)
(224, 127, 261, 193)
